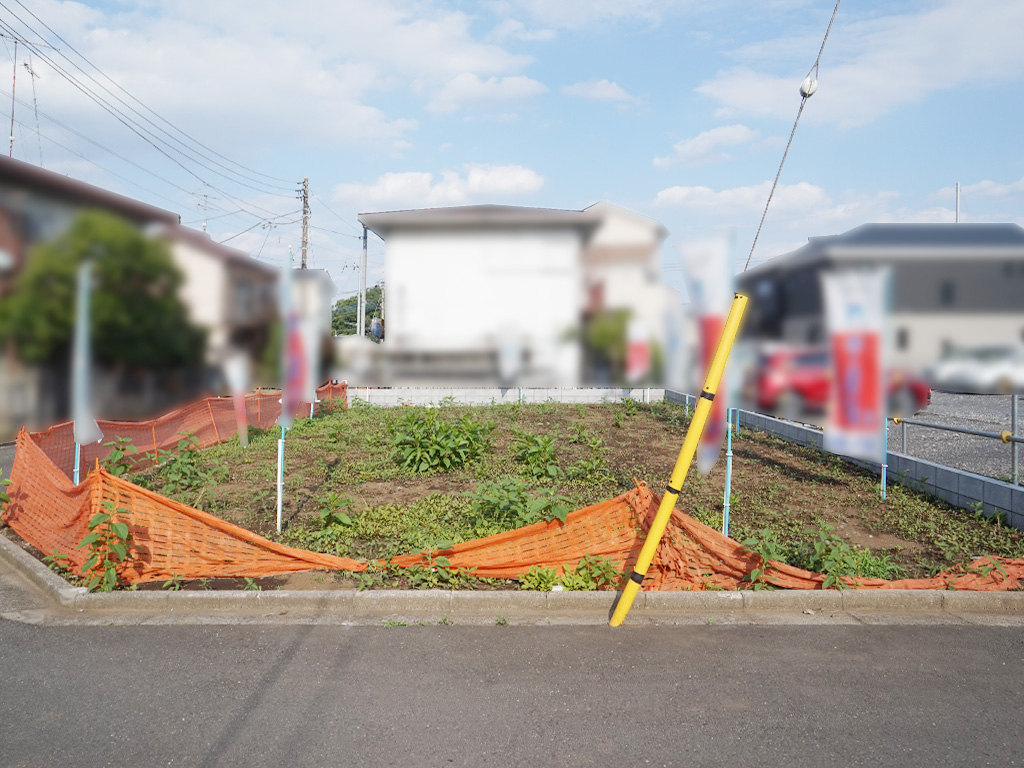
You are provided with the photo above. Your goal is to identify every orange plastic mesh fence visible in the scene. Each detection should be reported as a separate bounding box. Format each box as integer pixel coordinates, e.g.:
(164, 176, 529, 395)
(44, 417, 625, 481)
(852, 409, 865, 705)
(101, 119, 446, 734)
(32, 382, 347, 480)
(4, 381, 1024, 590)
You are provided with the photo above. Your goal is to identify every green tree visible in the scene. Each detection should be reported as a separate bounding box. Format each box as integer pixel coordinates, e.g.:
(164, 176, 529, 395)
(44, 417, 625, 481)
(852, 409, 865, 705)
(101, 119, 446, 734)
(585, 309, 628, 384)
(332, 283, 383, 338)
(0, 210, 205, 367)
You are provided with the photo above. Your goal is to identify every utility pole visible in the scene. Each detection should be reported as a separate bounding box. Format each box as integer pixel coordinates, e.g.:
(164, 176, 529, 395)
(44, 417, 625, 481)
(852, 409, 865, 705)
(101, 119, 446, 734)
(1, 33, 55, 159)
(358, 225, 368, 337)
(24, 56, 41, 165)
(8, 38, 16, 158)
(300, 177, 309, 269)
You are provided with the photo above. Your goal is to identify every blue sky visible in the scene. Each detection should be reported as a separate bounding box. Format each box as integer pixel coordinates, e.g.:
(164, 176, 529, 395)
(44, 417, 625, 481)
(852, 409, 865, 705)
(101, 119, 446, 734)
(3, 0, 1024, 301)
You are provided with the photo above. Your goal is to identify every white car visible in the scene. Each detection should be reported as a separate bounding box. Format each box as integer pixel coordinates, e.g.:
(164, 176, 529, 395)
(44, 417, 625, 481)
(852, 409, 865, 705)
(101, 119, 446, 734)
(925, 345, 1024, 394)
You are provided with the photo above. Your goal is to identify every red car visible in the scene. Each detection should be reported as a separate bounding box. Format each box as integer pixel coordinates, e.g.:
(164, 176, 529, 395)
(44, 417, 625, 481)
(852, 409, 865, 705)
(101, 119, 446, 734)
(747, 346, 930, 420)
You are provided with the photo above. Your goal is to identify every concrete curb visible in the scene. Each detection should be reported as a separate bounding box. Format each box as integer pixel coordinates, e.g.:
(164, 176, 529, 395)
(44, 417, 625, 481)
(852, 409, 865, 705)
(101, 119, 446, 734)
(4, 532, 1024, 622)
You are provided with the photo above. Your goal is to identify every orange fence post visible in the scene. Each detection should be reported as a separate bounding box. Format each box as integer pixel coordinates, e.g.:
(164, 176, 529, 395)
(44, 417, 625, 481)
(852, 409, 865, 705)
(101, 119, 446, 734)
(206, 400, 220, 443)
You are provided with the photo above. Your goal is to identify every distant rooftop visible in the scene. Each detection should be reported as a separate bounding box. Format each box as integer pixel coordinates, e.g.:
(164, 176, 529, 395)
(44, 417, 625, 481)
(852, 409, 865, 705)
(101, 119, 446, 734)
(0, 154, 179, 226)
(748, 222, 1024, 276)
(813, 222, 1024, 249)
(358, 204, 602, 239)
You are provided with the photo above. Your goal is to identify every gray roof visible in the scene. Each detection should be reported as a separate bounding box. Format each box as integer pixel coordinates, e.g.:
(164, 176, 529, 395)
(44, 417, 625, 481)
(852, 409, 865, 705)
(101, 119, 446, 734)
(358, 204, 602, 239)
(749, 223, 1024, 277)
(0, 155, 179, 226)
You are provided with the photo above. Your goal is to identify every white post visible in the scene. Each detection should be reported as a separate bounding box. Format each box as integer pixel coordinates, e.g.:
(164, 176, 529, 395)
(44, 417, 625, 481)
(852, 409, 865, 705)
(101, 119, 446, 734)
(73, 442, 81, 485)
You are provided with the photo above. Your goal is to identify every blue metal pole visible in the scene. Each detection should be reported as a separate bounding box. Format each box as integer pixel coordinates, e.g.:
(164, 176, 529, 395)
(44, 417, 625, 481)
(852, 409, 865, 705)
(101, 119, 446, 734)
(73, 442, 81, 485)
(723, 407, 734, 537)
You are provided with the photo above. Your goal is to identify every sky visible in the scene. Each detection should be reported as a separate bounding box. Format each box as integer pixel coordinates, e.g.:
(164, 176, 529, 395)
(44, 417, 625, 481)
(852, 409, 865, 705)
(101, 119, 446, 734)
(2, 0, 1024, 303)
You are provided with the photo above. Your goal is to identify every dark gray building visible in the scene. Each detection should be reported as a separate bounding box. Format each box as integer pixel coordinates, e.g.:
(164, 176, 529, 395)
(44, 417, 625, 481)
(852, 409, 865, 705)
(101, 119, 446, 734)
(739, 223, 1024, 372)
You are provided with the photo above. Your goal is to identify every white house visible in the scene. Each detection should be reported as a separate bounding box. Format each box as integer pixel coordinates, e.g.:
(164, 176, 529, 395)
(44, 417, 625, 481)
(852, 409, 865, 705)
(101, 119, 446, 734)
(352, 202, 681, 386)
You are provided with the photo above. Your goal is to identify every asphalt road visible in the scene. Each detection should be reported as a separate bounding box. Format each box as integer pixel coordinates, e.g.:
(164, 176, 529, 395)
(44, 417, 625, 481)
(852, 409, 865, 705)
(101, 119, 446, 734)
(2, 620, 1024, 768)
(888, 392, 1023, 483)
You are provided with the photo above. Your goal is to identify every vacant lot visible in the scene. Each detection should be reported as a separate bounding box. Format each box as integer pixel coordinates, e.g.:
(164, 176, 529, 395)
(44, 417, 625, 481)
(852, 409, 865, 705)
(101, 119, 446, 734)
(96, 397, 1024, 590)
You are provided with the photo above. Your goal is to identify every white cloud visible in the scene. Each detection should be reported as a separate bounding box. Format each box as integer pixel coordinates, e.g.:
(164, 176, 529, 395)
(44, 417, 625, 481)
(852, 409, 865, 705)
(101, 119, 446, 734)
(654, 180, 828, 213)
(697, 1, 1024, 127)
(654, 124, 757, 166)
(428, 73, 548, 113)
(22, 0, 536, 152)
(490, 18, 557, 42)
(334, 164, 545, 209)
(499, 0, 680, 29)
(561, 79, 637, 103)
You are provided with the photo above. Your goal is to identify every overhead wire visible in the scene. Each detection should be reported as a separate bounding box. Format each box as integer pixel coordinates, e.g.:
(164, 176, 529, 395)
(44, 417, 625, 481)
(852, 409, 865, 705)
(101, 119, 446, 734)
(743, 0, 841, 272)
(4, 0, 296, 193)
(0, 8, 300, 233)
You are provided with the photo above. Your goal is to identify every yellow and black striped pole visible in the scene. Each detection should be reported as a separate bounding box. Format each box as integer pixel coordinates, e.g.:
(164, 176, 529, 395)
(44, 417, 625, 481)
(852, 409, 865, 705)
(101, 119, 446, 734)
(609, 293, 748, 627)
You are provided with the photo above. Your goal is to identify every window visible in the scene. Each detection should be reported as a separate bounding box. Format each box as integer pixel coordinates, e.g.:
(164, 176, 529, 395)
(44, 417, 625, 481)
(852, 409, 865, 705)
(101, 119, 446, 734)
(897, 327, 908, 350)
(939, 280, 955, 306)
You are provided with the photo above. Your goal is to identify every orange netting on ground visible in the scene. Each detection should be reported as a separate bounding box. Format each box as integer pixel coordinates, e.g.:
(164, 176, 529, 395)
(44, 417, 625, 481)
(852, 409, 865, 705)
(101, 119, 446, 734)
(4, 384, 1024, 590)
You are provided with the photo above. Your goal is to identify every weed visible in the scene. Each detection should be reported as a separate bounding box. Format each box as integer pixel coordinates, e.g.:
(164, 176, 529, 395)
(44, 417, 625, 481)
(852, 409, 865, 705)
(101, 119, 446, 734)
(316, 491, 354, 528)
(42, 548, 71, 575)
(465, 477, 533, 536)
(162, 574, 185, 591)
(99, 437, 139, 478)
(392, 410, 494, 473)
(741, 529, 789, 589)
(566, 456, 609, 479)
(384, 619, 407, 628)
(159, 432, 227, 497)
(523, 489, 573, 525)
(77, 501, 133, 592)
(495, 615, 510, 627)
(573, 554, 621, 588)
(242, 577, 261, 591)
(438, 616, 455, 625)
(0, 477, 11, 513)
(519, 565, 559, 591)
(511, 431, 562, 479)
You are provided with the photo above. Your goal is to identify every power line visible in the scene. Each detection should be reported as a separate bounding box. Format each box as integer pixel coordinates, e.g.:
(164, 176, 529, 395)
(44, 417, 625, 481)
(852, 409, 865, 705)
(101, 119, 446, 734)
(0, 10, 299, 223)
(743, 0, 841, 272)
(5, 0, 297, 191)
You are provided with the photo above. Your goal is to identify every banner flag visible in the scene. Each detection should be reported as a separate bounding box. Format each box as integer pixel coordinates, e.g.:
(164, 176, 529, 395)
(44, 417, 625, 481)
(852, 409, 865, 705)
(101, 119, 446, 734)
(72, 261, 103, 446)
(277, 257, 305, 430)
(822, 269, 890, 461)
(222, 352, 250, 448)
(679, 234, 733, 474)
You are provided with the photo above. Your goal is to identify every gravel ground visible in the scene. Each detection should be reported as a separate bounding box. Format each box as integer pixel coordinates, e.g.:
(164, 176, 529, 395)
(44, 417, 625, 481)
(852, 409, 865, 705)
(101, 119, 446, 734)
(887, 392, 1023, 484)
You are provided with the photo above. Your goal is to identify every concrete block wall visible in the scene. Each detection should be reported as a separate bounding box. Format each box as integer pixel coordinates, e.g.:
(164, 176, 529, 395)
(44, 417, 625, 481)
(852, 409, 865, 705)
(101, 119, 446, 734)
(664, 389, 1024, 531)
(348, 386, 664, 407)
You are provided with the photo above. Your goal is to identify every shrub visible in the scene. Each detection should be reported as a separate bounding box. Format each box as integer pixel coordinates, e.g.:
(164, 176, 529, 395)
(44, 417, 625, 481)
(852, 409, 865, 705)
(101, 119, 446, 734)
(392, 410, 494, 473)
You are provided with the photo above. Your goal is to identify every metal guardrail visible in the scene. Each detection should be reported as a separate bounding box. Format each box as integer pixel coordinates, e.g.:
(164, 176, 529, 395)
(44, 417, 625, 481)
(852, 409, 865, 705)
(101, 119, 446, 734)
(890, 395, 1021, 486)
